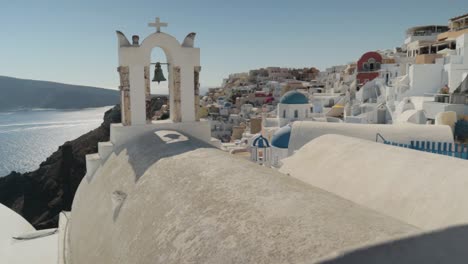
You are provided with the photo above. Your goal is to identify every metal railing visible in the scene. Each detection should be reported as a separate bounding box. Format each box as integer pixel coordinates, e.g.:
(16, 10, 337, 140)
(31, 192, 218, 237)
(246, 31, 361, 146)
(382, 139, 468, 160)
(375, 133, 387, 143)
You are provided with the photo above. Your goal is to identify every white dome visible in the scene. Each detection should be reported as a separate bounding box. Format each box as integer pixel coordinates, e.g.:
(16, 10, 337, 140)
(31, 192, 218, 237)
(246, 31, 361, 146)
(67, 130, 417, 263)
(0, 203, 35, 249)
(0, 203, 58, 264)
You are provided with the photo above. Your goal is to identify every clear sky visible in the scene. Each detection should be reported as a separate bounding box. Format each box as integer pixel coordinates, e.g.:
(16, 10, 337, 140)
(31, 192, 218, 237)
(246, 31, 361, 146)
(0, 0, 466, 93)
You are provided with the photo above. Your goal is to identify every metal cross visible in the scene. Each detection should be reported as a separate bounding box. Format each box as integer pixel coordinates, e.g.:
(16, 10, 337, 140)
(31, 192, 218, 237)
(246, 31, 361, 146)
(148, 17, 168, 33)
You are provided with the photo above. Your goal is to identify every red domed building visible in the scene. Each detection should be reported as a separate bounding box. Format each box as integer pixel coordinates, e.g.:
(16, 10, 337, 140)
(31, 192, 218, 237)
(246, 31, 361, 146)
(356, 51, 383, 87)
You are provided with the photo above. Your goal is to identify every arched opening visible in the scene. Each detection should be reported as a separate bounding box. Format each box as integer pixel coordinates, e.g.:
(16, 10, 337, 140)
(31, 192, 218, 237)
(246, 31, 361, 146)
(283, 109, 286, 118)
(149, 47, 170, 121)
(150, 48, 169, 95)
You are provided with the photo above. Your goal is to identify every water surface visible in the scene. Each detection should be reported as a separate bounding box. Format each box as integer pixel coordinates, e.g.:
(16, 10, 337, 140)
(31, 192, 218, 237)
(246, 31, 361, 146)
(0, 107, 111, 176)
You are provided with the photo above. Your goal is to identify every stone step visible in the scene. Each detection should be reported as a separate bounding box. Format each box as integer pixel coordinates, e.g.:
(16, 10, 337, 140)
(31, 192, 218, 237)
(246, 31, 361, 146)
(98, 141, 114, 161)
(85, 153, 101, 181)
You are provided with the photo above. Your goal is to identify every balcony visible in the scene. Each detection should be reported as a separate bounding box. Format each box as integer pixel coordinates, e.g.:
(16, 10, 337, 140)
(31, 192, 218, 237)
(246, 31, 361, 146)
(415, 54, 442, 64)
(437, 28, 468, 41)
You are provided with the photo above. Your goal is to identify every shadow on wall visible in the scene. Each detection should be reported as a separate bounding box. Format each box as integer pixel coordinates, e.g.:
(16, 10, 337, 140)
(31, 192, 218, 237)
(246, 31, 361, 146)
(320, 224, 468, 264)
(113, 129, 213, 182)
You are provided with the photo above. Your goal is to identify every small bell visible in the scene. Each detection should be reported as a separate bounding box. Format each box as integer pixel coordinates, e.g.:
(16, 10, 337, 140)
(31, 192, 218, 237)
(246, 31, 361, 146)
(152, 62, 167, 83)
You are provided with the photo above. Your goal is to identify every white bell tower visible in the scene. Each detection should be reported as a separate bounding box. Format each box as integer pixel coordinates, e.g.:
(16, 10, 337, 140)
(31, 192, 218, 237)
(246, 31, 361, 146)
(117, 17, 201, 125)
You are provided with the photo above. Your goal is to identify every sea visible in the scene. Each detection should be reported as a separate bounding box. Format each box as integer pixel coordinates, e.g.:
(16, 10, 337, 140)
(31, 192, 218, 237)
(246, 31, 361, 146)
(0, 107, 112, 176)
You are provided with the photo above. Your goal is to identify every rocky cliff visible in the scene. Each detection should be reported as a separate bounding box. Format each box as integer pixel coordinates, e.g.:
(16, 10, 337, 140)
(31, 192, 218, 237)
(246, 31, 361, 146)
(0, 97, 167, 229)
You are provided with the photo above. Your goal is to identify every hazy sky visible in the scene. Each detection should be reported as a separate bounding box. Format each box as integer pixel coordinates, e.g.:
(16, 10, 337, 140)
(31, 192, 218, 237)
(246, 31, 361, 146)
(0, 0, 466, 93)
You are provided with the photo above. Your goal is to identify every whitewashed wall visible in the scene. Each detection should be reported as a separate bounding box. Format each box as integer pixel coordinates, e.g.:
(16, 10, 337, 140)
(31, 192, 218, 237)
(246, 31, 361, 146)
(288, 121, 453, 155)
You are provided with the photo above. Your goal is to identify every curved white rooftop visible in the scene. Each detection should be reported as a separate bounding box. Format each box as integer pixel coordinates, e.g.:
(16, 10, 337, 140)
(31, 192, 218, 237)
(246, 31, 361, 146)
(68, 130, 418, 263)
(0, 204, 57, 264)
(288, 121, 454, 154)
(281, 134, 468, 230)
(0, 203, 35, 249)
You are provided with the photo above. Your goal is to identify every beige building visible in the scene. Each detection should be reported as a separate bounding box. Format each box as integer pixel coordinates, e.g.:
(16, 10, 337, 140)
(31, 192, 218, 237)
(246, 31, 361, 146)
(406, 15, 468, 62)
(438, 13, 468, 41)
(231, 125, 246, 141)
(249, 117, 262, 134)
(405, 25, 449, 58)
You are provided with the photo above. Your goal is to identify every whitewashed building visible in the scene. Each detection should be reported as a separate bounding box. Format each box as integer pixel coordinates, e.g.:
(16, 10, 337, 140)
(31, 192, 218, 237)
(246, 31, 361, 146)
(277, 90, 312, 127)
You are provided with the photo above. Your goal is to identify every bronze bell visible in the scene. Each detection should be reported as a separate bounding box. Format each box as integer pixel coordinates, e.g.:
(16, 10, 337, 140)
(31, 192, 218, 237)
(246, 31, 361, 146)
(152, 62, 167, 83)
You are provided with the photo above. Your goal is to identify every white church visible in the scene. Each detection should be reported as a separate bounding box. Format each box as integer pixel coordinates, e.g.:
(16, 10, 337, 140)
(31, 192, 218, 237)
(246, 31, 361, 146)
(2, 17, 468, 264)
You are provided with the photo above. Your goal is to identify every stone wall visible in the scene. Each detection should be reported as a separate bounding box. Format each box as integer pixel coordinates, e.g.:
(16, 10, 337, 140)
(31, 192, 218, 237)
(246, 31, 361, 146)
(118, 66, 131, 126)
(144, 66, 152, 123)
(172, 66, 182, 122)
(194, 66, 201, 121)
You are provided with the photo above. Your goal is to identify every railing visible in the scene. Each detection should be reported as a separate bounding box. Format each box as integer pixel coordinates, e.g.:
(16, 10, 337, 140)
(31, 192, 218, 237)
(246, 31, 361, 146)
(382, 139, 468, 160)
(375, 133, 387, 143)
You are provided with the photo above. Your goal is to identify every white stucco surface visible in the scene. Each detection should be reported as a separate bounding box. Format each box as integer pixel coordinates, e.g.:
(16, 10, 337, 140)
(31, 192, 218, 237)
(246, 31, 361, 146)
(394, 109, 427, 124)
(288, 121, 453, 154)
(277, 103, 311, 127)
(281, 134, 468, 230)
(0, 232, 58, 264)
(0, 203, 35, 249)
(407, 64, 443, 97)
(0, 204, 57, 264)
(424, 102, 467, 119)
(110, 120, 212, 148)
(271, 146, 289, 167)
(69, 130, 419, 263)
(129, 65, 146, 125)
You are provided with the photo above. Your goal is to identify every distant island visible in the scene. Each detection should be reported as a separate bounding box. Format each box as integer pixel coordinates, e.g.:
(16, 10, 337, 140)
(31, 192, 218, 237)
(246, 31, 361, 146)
(0, 76, 120, 111)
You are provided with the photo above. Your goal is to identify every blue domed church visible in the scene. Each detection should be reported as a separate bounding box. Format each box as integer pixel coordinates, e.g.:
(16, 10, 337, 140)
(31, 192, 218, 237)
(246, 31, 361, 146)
(277, 91, 311, 127)
(270, 124, 292, 167)
(256, 90, 311, 167)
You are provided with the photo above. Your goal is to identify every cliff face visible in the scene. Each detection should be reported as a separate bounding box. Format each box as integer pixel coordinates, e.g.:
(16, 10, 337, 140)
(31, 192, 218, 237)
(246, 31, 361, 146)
(0, 97, 167, 229)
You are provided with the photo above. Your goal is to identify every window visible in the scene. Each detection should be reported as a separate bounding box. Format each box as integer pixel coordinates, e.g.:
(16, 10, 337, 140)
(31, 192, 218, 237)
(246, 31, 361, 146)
(363, 62, 369, 71)
(283, 110, 286, 118)
(294, 110, 299, 118)
(368, 58, 376, 71)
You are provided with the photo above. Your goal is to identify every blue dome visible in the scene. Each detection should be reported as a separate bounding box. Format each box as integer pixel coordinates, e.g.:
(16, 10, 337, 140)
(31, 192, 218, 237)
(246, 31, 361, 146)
(252, 135, 270, 148)
(279, 91, 308, 104)
(271, 125, 292, 149)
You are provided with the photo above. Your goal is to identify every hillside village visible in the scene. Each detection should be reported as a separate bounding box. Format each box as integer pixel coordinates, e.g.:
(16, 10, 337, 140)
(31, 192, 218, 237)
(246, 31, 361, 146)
(198, 13, 468, 167)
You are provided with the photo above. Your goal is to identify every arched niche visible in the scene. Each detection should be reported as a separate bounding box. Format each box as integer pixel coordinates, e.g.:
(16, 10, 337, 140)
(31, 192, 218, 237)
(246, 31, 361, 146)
(140, 33, 181, 123)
